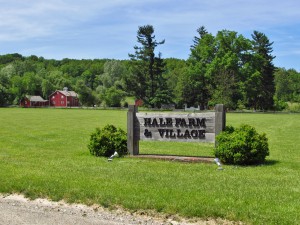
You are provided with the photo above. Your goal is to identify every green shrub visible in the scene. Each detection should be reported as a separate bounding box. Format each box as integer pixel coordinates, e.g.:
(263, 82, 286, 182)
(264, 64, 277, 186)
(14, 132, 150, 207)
(287, 102, 300, 112)
(237, 100, 246, 110)
(274, 97, 288, 111)
(214, 124, 269, 165)
(88, 124, 128, 157)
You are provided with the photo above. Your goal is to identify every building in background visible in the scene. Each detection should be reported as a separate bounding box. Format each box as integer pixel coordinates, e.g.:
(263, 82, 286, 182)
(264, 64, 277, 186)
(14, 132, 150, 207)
(20, 95, 49, 107)
(49, 87, 79, 108)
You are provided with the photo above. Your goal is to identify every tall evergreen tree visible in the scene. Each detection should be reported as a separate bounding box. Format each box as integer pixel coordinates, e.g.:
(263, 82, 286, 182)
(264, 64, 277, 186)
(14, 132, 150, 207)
(180, 26, 214, 109)
(149, 53, 173, 107)
(191, 26, 208, 50)
(128, 25, 169, 107)
(251, 31, 276, 109)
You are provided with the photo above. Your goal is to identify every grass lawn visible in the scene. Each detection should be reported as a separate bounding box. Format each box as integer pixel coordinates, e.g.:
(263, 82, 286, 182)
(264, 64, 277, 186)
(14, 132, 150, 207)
(0, 108, 299, 224)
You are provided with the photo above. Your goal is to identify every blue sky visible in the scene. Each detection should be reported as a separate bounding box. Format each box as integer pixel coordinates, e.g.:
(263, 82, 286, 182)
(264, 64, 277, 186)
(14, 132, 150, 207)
(0, 0, 299, 71)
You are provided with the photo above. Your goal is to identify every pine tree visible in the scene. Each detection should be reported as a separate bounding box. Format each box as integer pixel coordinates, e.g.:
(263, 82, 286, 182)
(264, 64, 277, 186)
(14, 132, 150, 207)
(251, 31, 276, 110)
(191, 26, 208, 50)
(129, 25, 170, 107)
(182, 26, 213, 109)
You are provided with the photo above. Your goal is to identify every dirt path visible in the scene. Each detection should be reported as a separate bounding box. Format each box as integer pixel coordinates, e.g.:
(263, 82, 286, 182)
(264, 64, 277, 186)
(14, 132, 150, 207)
(0, 194, 238, 225)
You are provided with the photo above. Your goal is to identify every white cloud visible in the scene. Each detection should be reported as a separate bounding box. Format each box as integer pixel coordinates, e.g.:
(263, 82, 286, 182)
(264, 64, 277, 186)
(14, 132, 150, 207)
(0, 0, 299, 69)
(2, 0, 299, 41)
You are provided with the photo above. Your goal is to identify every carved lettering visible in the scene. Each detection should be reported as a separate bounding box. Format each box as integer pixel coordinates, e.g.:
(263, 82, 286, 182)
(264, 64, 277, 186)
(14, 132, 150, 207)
(144, 129, 152, 138)
(188, 118, 196, 127)
(152, 118, 158, 126)
(159, 118, 166, 126)
(144, 118, 151, 126)
(196, 118, 206, 127)
(168, 129, 176, 138)
(143, 116, 208, 140)
(166, 118, 173, 126)
(158, 129, 165, 138)
(175, 118, 181, 127)
(191, 130, 198, 138)
(199, 130, 205, 138)
(177, 129, 184, 138)
(184, 130, 191, 138)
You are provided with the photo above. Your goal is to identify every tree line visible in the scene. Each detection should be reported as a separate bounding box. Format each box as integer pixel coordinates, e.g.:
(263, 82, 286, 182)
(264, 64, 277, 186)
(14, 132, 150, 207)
(0, 25, 299, 110)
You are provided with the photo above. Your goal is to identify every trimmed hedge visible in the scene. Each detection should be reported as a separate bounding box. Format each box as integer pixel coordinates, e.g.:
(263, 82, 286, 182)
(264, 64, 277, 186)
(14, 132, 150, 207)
(214, 124, 269, 165)
(88, 124, 127, 157)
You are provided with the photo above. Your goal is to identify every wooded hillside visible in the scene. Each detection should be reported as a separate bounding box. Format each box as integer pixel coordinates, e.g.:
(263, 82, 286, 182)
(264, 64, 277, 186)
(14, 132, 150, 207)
(1, 26, 299, 110)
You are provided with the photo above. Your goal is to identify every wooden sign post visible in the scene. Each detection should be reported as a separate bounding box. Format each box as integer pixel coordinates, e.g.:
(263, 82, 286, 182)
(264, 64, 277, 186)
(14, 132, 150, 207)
(127, 104, 226, 155)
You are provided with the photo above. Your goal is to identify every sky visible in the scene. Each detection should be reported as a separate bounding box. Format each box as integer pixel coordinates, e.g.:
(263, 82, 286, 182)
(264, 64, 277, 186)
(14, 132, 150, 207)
(0, 0, 299, 71)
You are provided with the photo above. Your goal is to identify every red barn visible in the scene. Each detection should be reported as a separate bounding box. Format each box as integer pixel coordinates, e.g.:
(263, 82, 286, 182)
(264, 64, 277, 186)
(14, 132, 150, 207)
(49, 87, 79, 107)
(20, 95, 49, 108)
(135, 99, 143, 107)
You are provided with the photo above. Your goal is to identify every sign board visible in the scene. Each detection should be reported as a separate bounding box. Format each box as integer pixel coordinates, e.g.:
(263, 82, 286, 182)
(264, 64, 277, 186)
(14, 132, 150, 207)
(127, 104, 225, 155)
(137, 112, 215, 142)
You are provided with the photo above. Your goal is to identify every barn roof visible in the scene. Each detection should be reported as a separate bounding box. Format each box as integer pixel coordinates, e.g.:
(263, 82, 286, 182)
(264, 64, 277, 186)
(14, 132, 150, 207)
(58, 90, 78, 97)
(26, 95, 48, 102)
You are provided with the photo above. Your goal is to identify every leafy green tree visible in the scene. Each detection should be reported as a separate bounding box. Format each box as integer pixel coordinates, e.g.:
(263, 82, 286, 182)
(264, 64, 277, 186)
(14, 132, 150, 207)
(94, 85, 105, 106)
(41, 79, 55, 98)
(184, 27, 277, 110)
(185, 28, 251, 109)
(100, 60, 126, 89)
(176, 62, 209, 109)
(94, 60, 128, 107)
(0, 53, 24, 64)
(0, 72, 11, 106)
(103, 86, 126, 107)
(47, 70, 72, 90)
(82, 70, 96, 90)
(208, 30, 252, 109)
(23, 72, 42, 96)
(75, 79, 95, 106)
(9, 75, 26, 104)
(209, 65, 237, 108)
(290, 70, 300, 102)
(163, 58, 187, 108)
(274, 68, 292, 102)
(0, 83, 10, 106)
(0, 64, 17, 78)
(60, 59, 84, 77)
(274, 68, 300, 102)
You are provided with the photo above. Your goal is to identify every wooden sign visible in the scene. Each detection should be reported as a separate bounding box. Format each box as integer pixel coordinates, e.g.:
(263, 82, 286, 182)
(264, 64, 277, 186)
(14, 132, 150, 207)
(137, 112, 215, 142)
(127, 104, 225, 155)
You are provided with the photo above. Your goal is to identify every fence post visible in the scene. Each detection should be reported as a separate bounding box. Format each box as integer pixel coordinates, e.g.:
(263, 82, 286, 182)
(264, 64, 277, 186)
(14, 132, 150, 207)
(215, 104, 226, 146)
(127, 105, 139, 155)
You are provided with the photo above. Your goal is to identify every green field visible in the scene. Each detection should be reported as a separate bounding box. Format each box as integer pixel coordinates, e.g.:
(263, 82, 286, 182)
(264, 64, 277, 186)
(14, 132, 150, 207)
(0, 108, 299, 224)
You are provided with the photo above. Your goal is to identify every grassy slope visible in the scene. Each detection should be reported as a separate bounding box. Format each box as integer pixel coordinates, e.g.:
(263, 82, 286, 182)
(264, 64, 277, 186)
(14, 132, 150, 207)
(0, 108, 299, 224)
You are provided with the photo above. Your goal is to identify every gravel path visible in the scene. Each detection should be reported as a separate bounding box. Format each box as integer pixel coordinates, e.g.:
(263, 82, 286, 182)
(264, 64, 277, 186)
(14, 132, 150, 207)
(0, 194, 238, 225)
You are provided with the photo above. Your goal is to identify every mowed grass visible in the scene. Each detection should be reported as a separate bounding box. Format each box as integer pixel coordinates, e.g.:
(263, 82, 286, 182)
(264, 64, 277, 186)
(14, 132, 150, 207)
(0, 108, 299, 224)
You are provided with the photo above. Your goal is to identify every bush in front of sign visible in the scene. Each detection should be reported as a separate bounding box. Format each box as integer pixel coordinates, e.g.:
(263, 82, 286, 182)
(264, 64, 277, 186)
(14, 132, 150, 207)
(88, 124, 127, 157)
(214, 124, 269, 165)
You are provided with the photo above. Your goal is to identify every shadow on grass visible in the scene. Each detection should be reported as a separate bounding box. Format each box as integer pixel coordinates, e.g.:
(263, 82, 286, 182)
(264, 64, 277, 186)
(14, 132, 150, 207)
(225, 159, 280, 167)
(140, 153, 214, 158)
(264, 159, 280, 166)
(133, 154, 214, 163)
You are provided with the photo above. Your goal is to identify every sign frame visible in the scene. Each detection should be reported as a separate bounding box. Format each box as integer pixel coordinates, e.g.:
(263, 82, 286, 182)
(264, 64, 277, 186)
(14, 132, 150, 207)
(127, 104, 225, 155)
